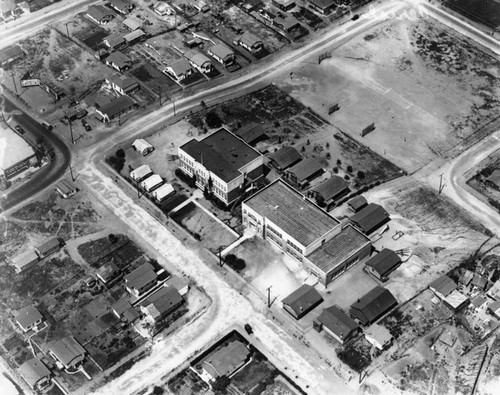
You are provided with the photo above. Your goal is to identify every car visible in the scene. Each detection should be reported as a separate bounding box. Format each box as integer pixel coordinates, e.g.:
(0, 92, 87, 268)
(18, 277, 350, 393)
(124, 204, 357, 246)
(244, 323, 253, 335)
(351, 14, 360, 21)
(82, 119, 92, 131)
(14, 125, 25, 134)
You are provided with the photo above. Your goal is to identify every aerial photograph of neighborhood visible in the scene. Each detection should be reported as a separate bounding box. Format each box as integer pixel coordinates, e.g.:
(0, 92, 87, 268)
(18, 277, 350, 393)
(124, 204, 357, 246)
(1, 0, 500, 393)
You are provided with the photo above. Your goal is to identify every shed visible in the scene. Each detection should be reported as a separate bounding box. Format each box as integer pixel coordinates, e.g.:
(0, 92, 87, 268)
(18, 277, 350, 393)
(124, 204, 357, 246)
(124, 29, 145, 44)
(286, 157, 324, 187)
(282, 284, 323, 319)
(140, 174, 163, 192)
(55, 179, 77, 198)
(349, 286, 397, 325)
(365, 324, 393, 350)
(152, 183, 175, 202)
(348, 195, 367, 212)
(268, 146, 302, 170)
(365, 249, 402, 281)
(132, 139, 154, 155)
(130, 164, 153, 181)
(35, 238, 61, 259)
(11, 250, 39, 273)
(313, 305, 359, 344)
(350, 203, 390, 235)
(486, 169, 500, 189)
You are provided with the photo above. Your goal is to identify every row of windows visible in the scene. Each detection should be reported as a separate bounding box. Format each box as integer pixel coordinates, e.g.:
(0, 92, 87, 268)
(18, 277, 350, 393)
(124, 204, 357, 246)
(286, 239, 302, 253)
(267, 232, 282, 245)
(267, 225, 282, 239)
(286, 247, 303, 262)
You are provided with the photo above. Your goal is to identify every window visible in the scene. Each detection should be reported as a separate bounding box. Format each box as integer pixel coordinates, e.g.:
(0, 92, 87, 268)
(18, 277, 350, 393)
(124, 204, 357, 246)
(267, 225, 282, 239)
(286, 240, 302, 253)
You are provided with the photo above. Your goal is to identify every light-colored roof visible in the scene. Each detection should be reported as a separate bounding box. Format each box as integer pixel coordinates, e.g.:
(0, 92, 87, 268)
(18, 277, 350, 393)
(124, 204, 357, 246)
(184, 50, 211, 67)
(0, 0, 16, 13)
(132, 138, 153, 151)
(124, 29, 145, 42)
(123, 17, 142, 30)
(0, 123, 36, 172)
(104, 33, 125, 48)
(14, 305, 43, 330)
(11, 250, 39, 272)
(208, 43, 234, 60)
(444, 290, 469, 309)
(201, 341, 250, 379)
(141, 174, 163, 190)
(47, 336, 85, 367)
(18, 357, 50, 388)
(365, 323, 392, 343)
(130, 164, 152, 180)
(108, 74, 138, 91)
(168, 58, 192, 76)
(238, 33, 262, 48)
(143, 286, 183, 318)
(152, 183, 175, 200)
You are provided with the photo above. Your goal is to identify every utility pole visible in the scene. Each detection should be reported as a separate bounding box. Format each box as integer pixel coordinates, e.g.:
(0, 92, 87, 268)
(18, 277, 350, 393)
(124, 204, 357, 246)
(11, 71, 18, 97)
(218, 247, 223, 267)
(266, 286, 272, 308)
(172, 98, 176, 116)
(68, 120, 75, 145)
(64, 22, 71, 38)
(439, 173, 445, 194)
(69, 163, 75, 182)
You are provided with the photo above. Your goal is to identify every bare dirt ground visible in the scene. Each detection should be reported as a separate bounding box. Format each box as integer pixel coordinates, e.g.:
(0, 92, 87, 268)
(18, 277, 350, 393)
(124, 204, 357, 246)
(278, 16, 500, 174)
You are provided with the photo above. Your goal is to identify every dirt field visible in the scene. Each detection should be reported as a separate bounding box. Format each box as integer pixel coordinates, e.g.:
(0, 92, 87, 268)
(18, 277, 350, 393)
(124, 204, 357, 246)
(445, 0, 500, 29)
(465, 149, 500, 212)
(278, 17, 500, 173)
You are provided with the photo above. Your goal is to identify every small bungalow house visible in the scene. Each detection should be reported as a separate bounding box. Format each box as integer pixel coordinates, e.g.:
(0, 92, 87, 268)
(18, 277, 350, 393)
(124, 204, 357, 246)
(350, 286, 397, 325)
(13, 305, 44, 332)
(184, 50, 213, 74)
(108, 0, 134, 14)
(429, 275, 457, 300)
(272, 0, 296, 11)
(234, 124, 268, 146)
(47, 336, 86, 370)
(200, 341, 250, 383)
(124, 263, 157, 297)
(95, 95, 137, 123)
(364, 249, 402, 282)
(130, 164, 153, 182)
(282, 284, 323, 319)
(105, 51, 132, 72)
(18, 357, 51, 391)
(313, 305, 360, 344)
(308, 0, 337, 15)
(86, 5, 114, 25)
(139, 286, 184, 323)
(96, 261, 122, 286)
(55, 179, 77, 198)
(124, 29, 145, 45)
(103, 33, 126, 51)
(350, 203, 390, 235)
(111, 299, 140, 323)
(107, 74, 139, 95)
(207, 44, 235, 67)
(285, 157, 324, 188)
(348, 195, 368, 212)
(132, 139, 154, 156)
(164, 58, 194, 81)
(310, 176, 349, 208)
(364, 324, 393, 350)
(234, 33, 264, 53)
(268, 146, 302, 170)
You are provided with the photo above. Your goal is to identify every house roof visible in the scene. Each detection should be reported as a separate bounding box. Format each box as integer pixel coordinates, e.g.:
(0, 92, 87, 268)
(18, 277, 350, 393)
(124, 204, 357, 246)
(268, 146, 302, 170)
(104, 33, 125, 48)
(364, 323, 392, 344)
(429, 275, 457, 297)
(238, 32, 262, 48)
(0, 0, 16, 14)
(350, 203, 390, 234)
(153, 183, 175, 200)
(123, 17, 142, 30)
(487, 169, 500, 188)
(201, 341, 250, 379)
(141, 174, 163, 190)
(180, 128, 261, 183)
(56, 179, 76, 195)
(208, 43, 234, 60)
(365, 249, 401, 278)
(444, 290, 469, 309)
(47, 336, 85, 366)
(130, 164, 152, 180)
(87, 5, 113, 21)
(308, 0, 336, 11)
(112, 299, 132, 315)
(142, 286, 183, 318)
(306, 224, 371, 275)
(282, 284, 323, 317)
(132, 138, 152, 151)
(11, 250, 38, 271)
(124, 263, 156, 291)
(168, 57, 192, 76)
(14, 305, 43, 330)
(315, 305, 359, 340)
(350, 286, 397, 324)
(234, 124, 267, 144)
(286, 157, 323, 182)
(106, 51, 131, 69)
(36, 238, 60, 256)
(472, 295, 487, 308)
(108, 74, 138, 91)
(489, 300, 500, 313)
(472, 274, 488, 289)
(244, 180, 340, 247)
(124, 29, 145, 42)
(184, 50, 211, 67)
(18, 357, 50, 388)
(0, 123, 36, 171)
(312, 176, 349, 202)
(460, 269, 474, 286)
(109, 0, 132, 11)
(0, 45, 24, 64)
(348, 195, 367, 211)
(98, 95, 136, 117)
(96, 261, 120, 282)
(487, 280, 500, 300)
(274, 15, 300, 30)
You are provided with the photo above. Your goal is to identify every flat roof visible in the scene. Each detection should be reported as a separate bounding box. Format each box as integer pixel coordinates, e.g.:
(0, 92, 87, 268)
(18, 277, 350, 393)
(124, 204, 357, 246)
(306, 225, 371, 274)
(244, 180, 339, 247)
(0, 123, 36, 171)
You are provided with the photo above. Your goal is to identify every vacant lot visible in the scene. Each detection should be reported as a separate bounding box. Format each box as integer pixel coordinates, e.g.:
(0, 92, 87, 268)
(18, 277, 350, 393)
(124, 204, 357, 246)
(279, 18, 500, 173)
(445, 0, 500, 29)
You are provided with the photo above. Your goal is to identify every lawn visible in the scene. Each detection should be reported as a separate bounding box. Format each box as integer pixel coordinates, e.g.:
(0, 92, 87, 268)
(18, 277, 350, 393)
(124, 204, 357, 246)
(232, 357, 277, 393)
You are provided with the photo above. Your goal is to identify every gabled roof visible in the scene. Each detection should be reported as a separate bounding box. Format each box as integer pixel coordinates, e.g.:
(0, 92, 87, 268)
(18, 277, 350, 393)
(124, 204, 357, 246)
(18, 357, 50, 388)
(36, 238, 60, 256)
(123, 17, 142, 30)
(96, 261, 120, 282)
(130, 164, 152, 180)
(106, 51, 131, 68)
(168, 57, 192, 76)
(429, 275, 457, 297)
(87, 5, 113, 21)
(124, 29, 145, 42)
(142, 286, 183, 318)
(286, 157, 323, 182)
(109, 0, 133, 11)
(98, 95, 136, 117)
(308, 0, 336, 11)
(349, 286, 397, 325)
(487, 169, 500, 188)
(104, 33, 125, 48)
(184, 50, 211, 67)
(47, 336, 85, 367)
(11, 250, 38, 272)
(364, 323, 392, 344)
(244, 179, 340, 247)
(268, 146, 302, 170)
(238, 32, 262, 48)
(14, 305, 43, 329)
(124, 263, 156, 291)
(472, 274, 488, 289)
(282, 284, 323, 317)
(0, 45, 25, 64)
(350, 203, 390, 234)
(348, 195, 367, 211)
(208, 43, 234, 60)
(312, 176, 349, 202)
(201, 341, 250, 379)
(234, 124, 267, 144)
(108, 74, 138, 91)
(365, 249, 401, 278)
(315, 305, 359, 340)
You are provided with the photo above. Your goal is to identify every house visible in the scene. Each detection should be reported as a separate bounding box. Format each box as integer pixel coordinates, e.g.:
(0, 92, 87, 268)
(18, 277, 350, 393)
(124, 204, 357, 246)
(234, 124, 267, 146)
(124, 263, 157, 297)
(364, 324, 393, 350)
(130, 164, 153, 182)
(108, 0, 134, 14)
(429, 275, 457, 300)
(96, 261, 122, 286)
(124, 29, 145, 45)
(208, 44, 235, 67)
(123, 17, 142, 30)
(164, 58, 194, 81)
(139, 285, 184, 322)
(285, 157, 324, 188)
(105, 51, 132, 72)
(472, 295, 488, 310)
(179, 128, 265, 206)
(35, 238, 61, 259)
(86, 5, 114, 24)
(268, 146, 302, 170)
(234, 33, 263, 53)
(487, 280, 500, 301)
(350, 203, 390, 235)
(103, 33, 126, 51)
(11, 250, 39, 273)
(281, 284, 323, 319)
(111, 299, 140, 323)
(348, 195, 368, 212)
(0, 45, 25, 67)
(460, 269, 474, 287)
(472, 274, 488, 291)
(488, 300, 500, 319)
(141, 174, 163, 192)
(486, 169, 500, 189)
(47, 336, 86, 370)
(107, 74, 139, 95)
(165, 275, 190, 296)
(184, 50, 213, 74)
(442, 290, 469, 312)
(191, 0, 210, 12)
(349, 286, 397, 325)
(132, 139, 154, 156)
(13, 305, 44, 332)
(95, 95, 137, 123)
(55, 179, 77, 198)
(154, 2, 173, 15)
(152, 183, 175, 202)
(18, 357, 51, 391)
(364, 249, 402, 281)
(313, 305, 359, 344)
(0, 0, 17, 19)
(273, 15, 301, 33)
(310, 176, 349, 208)
(308, 0, 337, 15)
(200, 341, 250, 382)
(272, 0, 296, 11)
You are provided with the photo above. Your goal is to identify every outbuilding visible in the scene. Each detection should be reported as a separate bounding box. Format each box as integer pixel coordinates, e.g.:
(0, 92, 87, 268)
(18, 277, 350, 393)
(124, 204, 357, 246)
(364, 324, 393, 350)
(310, 176, 349, 208)
(282, 284, 323, 319)
(349, 286, 397, 325)
(348, 195, 367, 212)
(364, 249, 402, 281)
(130, 164, 153, 181)
(140, 174, 163, 192)
(132, 139, 154, 156)
(350, 203, 390, 235)
(313, 305, 359, 344)
(55, 179, 77, 198)
(152, 183, 175, 202)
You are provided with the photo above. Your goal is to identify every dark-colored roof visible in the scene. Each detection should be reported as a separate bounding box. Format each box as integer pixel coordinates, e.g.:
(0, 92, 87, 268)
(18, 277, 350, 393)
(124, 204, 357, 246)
(97, 261, 120, 282)
(349, 286, 397, 325)
(208, 43, 234, 60)
(429, 275, 457, 297)
(238, 33, 262, 48)
(14, 305, 43, 329)
(124, 263, 156, 291)
(312, 176, 349, 202)
(180, 128, 261, 183)
(36, 238, 60, 256)
(282, 284, 323, 317)
(141, 286, 183, 318)
(308, 0, 336, 11)
(112, 299, 132, 315)
(472, 274, 488, 289)
(348, 195, 367, 211)
(286, 157, 323, 182)
(56, 179, 76, 195)
(244, 180, 340, 247)
(269, 146, 302, 170)
(315, 305, 359, 340)
(47, 336, 85, 366)
(168, 57, 192, 76)
(365, 249, 401, 278)
(201, 341, 250, 379)
(306, 225, 371, 274)
(487, 169, 500, 187)
(0, 45, 24, 64)
(87, 4, 113, 21)
(108, 74, 138, 91)
(234, 124, 266, 144)
(18, 357, 50, 388)
(104, 33, 125, 48)
(350, 203, 390, 234)
(98, 95, 136, 118)
(106, 51, 131, 69)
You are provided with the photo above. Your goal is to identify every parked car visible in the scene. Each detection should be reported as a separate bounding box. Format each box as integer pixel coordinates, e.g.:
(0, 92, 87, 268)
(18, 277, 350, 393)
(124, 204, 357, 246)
(244, 323, 253, 335)
(82, 119, 92, 131)
(14, 125, 25, 134)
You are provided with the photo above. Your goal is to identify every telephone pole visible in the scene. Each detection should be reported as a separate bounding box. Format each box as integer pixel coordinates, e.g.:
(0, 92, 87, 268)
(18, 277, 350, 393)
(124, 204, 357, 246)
(11, 71, 18, 97)
(69, 163, 75, 182)
(68, 120, 75, 145)
(266, 286, 272, 308)
(438, 173, 445, 194)
(64, 22, 71, 38)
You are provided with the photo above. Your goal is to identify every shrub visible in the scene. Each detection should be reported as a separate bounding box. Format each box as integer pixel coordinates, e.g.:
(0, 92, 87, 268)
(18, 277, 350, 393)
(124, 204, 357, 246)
(205, 110, 222, 128)
(108, 234, 118, 244)
(301, 146, 305, 152)
(229, 258, 246, 272)
(326, 152, 331, 159)
(333, 167, 339, 174)
(116, 148, 125, 159)
(152, 386, 164, 395)
(346, 165, 353, 173)
(212, 375, 230, 392)
(336, 159, 342, 166)
(344, 175, 350, 180)
(357, 170, 365, 179)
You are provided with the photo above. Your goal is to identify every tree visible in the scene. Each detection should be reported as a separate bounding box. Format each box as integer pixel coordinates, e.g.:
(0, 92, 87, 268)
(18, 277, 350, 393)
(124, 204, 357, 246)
(205, 111, 222, 128)
(301, 146, 305, 152)
(344, 175, 350, 181)
(326, 152, 331, 159)
(326, 142, 330, 148)
(116, 148, 125, 158)
(212, 376, 230, 392)
(336, 159, 342, 166)
(357, 170, 365, 179)
(346, 165, 353, 173)
(108, 234, 118, 244)
(333, 167, 339, 174)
